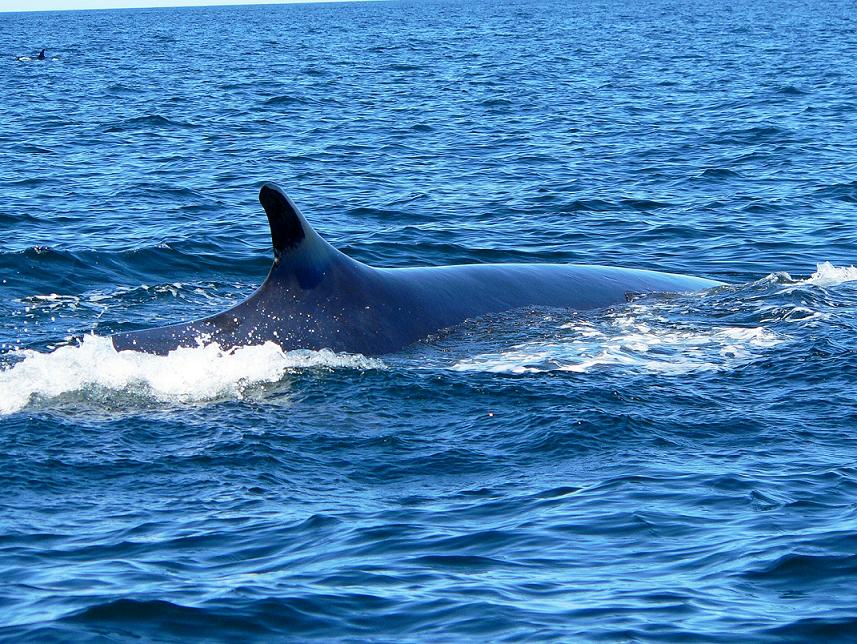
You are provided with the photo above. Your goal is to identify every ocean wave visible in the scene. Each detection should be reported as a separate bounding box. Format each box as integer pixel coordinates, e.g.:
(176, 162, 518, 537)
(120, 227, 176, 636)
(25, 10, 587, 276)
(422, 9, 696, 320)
(262, 94, 309, 106)
(814, 180, 857, 203)
(697, 167, 741, 179)
(0, 335, 384, 415)
(103, 115, 199, 133)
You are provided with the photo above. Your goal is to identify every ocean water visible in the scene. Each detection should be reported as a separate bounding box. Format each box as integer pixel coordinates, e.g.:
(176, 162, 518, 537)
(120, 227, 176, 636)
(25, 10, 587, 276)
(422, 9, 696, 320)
(1, 0, 857, 639)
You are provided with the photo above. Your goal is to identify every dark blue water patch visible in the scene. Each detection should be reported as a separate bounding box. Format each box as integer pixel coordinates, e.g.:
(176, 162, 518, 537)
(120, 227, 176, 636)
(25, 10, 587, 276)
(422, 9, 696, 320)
(711, 124, 794, 145)
(814, 180, 857, 203)
(0, 176, 52, 188)
(762, 617, 857, 642)
(103, 114, 200, 133)
(774, 84, 809, 96)
(105, 82, 142, 96)
(696, 167, 743, 180)
(262, 94, 311, 107)
(10, 144, 56, 155)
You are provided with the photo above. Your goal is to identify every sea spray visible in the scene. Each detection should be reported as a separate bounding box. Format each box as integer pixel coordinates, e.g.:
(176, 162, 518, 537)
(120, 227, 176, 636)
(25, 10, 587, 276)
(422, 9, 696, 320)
(0, 335, 384, 415)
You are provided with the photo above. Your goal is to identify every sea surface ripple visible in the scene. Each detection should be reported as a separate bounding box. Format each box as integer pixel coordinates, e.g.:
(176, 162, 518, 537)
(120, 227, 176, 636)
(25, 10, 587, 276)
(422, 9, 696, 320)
(1, 0, 857, 640)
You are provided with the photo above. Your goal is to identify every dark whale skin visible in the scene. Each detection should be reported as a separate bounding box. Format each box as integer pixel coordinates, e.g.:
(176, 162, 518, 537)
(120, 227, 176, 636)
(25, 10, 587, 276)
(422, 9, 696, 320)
(110, 183, 723, 356)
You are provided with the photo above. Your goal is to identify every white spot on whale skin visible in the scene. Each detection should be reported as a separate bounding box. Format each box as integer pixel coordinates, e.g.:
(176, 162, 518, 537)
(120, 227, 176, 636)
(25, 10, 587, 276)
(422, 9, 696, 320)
(0, 335, 385, 415)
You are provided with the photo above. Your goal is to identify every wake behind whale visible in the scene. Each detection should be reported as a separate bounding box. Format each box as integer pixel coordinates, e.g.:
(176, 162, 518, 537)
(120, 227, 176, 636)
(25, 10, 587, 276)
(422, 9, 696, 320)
(110, 184, 724, 356)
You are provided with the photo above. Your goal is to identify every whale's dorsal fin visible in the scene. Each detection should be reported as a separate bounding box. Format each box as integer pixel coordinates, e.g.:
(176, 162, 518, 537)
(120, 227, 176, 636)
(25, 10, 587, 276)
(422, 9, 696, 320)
(258, 183, 352, 288)
(259, 182, 311, 260)
(259, 181, 345, 262)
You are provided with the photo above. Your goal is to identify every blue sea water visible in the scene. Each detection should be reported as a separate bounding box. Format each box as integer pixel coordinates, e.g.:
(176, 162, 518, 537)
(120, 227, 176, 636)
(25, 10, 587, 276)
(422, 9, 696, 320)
(1, 0, 857, 639)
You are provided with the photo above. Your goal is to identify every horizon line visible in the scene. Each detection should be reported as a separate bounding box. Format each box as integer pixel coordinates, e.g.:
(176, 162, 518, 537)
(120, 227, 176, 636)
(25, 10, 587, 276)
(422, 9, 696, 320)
(0, 0, 378, 14)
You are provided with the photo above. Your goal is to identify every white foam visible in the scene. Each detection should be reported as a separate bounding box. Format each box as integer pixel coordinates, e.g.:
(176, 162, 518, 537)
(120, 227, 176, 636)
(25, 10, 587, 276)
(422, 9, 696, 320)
(451, 316, 782, 375)
(798, 262, 857, 287)
(20, 293, 81, 311)
(0, 335, 383, 415)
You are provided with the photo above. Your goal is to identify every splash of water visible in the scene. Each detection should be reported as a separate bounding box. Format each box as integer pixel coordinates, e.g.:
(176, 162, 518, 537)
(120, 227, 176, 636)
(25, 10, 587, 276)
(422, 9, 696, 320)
(0, 335, 384, 415)
(451, 316, 782, 375)
(799, 262, 857, 287)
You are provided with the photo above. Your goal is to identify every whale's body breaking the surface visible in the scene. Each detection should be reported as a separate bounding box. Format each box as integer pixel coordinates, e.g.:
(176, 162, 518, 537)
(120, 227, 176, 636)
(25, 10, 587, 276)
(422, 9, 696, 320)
(110, 184, 724, 355)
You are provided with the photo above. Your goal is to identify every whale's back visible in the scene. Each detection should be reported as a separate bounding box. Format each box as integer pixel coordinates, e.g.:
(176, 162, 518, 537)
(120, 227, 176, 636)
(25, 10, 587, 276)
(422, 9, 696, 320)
(111, 185, 724, 355)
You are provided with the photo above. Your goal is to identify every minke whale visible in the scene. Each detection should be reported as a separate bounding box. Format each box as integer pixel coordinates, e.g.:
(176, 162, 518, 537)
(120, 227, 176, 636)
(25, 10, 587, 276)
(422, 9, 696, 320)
(111, 183, 724, 356)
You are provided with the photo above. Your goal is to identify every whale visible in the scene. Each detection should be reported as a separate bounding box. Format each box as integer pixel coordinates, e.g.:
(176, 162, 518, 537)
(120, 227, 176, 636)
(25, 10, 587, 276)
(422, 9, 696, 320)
(15, 49, 45, 62)
(110, 183, 725, 355)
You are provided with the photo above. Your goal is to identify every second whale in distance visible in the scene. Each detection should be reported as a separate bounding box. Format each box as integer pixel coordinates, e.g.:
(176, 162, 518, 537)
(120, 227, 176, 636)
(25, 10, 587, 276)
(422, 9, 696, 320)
(110, 183, 724, 355)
